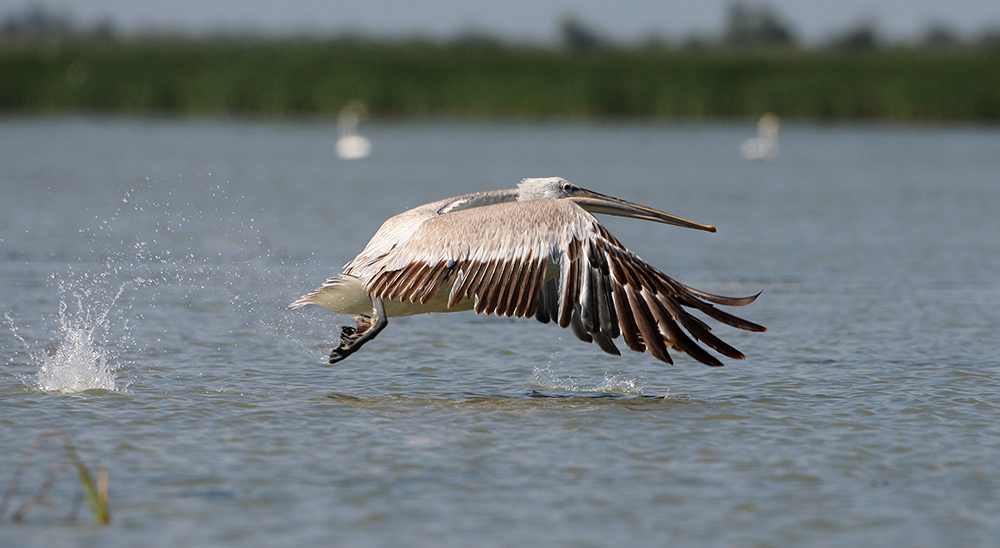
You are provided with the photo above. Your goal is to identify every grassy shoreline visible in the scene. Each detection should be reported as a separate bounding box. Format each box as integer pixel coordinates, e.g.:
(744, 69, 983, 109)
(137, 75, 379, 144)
(2, 39, 999, 122)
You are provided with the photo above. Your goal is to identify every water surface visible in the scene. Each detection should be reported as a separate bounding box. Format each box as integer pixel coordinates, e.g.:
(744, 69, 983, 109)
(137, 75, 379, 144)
(2, 118, 999, 546)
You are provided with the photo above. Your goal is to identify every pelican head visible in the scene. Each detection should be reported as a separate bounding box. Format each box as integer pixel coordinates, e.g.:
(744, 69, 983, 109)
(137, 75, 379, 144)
(517, 177, 716, 233)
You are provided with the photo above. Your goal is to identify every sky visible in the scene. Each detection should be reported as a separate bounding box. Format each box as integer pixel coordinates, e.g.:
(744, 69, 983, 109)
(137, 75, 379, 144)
(8, 0, 1000, 44)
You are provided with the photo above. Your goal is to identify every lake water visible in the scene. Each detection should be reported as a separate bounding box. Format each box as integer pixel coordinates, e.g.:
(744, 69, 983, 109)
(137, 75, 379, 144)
(2, 117, 999, 546)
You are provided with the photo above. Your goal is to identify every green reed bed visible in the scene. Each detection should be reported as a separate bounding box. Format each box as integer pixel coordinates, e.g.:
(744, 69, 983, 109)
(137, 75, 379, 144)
(2, 39, 998, 121)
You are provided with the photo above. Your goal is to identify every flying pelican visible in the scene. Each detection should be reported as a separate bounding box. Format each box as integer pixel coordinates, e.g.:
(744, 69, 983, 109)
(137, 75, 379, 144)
(291, 177, 765, 366)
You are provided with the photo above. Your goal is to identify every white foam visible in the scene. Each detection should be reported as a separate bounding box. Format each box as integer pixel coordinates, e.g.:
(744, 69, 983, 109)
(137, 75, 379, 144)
(527, 364, 647, 395)
(35, 313, 118, 393)
(10, 275, 130, 394)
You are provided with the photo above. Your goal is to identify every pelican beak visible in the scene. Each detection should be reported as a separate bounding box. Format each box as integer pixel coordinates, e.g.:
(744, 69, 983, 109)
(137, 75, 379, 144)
(569, 189, 717, 233)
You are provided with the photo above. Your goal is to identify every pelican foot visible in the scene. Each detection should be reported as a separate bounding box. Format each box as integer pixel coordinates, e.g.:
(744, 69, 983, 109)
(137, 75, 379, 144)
(328, 305, 387, 364)
(329, 316, 368, 363)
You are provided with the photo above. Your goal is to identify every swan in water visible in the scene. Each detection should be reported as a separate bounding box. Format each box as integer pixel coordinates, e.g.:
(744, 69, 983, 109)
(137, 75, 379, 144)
(740, 113, 779, 161)
(336, 100, 371, 160)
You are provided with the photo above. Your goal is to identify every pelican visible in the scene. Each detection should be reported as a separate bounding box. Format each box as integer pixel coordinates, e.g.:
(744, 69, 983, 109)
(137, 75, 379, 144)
(335, 100, 371, 160)
(740, 113, 780, 161)
(291, 177, 765, 366)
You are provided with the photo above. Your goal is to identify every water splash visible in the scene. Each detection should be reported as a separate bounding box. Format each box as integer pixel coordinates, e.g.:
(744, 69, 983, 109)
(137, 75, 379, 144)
(37, 281, 126, 393)
(527, 363, 647, 395)
(6, 271, 133, 394)
(5, 178, 245, 394)
(5, 175, 322, 393)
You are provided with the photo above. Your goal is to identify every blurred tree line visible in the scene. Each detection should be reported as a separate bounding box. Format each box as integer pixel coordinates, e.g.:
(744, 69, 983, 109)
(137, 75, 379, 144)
(556, 2, 1000, 52)
(4, 1, 1000, 52)
(2, 2, 998, 121)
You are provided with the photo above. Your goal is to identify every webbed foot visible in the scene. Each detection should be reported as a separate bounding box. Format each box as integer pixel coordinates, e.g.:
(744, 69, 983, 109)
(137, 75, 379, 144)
(327, 299, 387, 364)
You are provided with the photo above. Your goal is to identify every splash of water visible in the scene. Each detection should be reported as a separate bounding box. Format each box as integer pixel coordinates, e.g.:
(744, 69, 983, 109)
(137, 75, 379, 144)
(36, 284, 124, 393)
(527, 363, 647, 395)
(5, 176, 321, 394)
(7, 272, 132, 394)
(6, 178, 238, 394)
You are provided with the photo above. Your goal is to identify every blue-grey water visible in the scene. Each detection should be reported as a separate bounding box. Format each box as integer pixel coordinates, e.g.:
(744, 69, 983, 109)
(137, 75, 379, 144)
(2, 117, 999, 546)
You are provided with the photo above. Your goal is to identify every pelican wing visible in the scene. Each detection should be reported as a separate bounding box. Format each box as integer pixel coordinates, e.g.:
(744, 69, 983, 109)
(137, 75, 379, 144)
(361, 199, 577, 317)
(360, 199, 765, 366)
(529, 220, 765, 366)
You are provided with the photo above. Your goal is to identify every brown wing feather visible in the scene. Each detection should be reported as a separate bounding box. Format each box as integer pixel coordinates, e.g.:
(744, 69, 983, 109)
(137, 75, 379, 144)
(551, 221, 765, 366)
(451, 260, 485, 306)
(611, 279, 644, 352)
(513, 257, 541, 318)
(627, 286, 673, 363)
(497, 258, 522, 317)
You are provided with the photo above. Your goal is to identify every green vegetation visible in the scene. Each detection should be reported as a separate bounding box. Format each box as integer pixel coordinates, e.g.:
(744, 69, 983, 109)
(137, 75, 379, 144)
(1, 430, 110, 525)
(2, 38, 999, 121)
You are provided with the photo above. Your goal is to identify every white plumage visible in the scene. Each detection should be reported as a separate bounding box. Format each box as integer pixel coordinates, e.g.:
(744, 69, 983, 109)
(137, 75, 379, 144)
(335, 100, 371, 160)
(741, 113, 780, 161)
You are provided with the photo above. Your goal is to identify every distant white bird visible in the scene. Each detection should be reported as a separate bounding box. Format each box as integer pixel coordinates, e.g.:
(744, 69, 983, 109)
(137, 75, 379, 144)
(291, 177, 765, 366)
(335, 100, 371, 160)
(741, 113, 780, 161)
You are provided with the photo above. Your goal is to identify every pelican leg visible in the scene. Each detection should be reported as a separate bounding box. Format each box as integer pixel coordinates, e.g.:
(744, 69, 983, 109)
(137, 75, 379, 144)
(328, 297, 387, 364)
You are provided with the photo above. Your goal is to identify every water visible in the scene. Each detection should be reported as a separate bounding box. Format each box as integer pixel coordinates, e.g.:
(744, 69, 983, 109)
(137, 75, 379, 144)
(1, 117, 999, 546)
